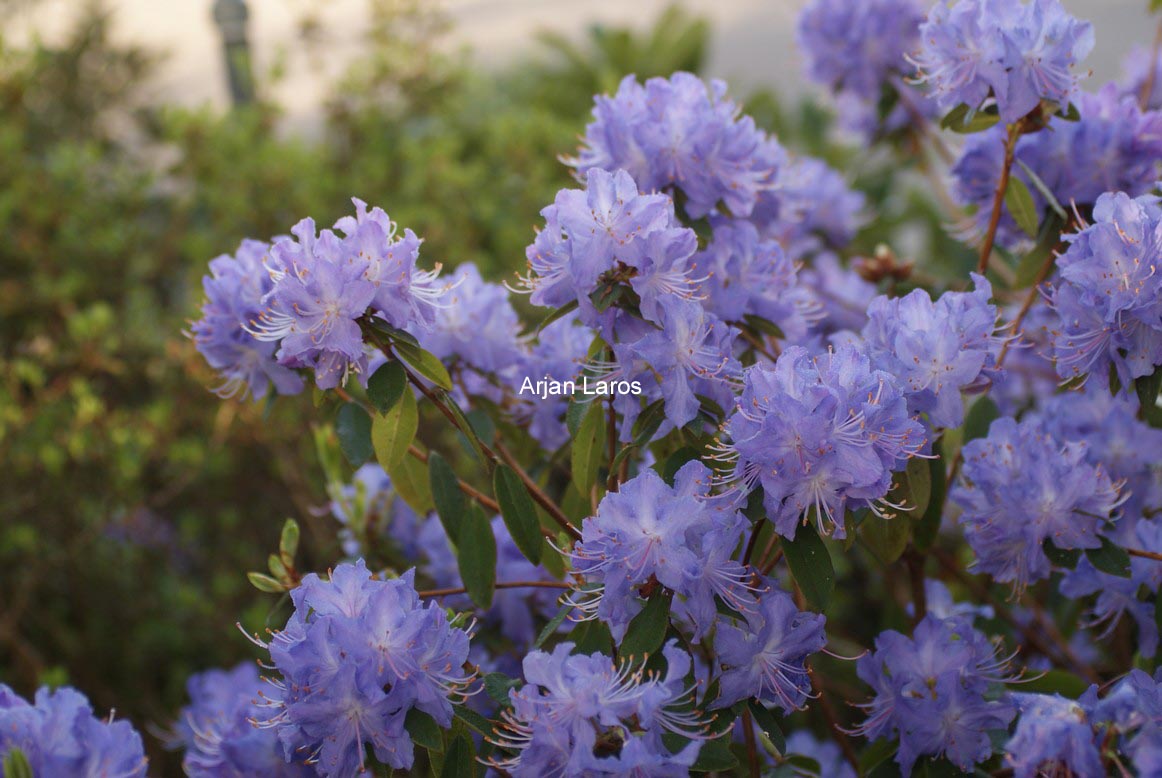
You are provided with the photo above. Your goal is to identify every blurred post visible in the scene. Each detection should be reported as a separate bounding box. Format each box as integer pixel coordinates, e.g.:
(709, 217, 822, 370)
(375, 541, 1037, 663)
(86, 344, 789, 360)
(212, 0, 254, 106)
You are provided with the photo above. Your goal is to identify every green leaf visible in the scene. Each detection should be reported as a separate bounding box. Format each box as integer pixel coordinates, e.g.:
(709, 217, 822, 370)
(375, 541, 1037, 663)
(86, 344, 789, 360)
(963, 396, 1000, 443)
(572, 618, 613, 655)
(1085, 536, 1131, 578)
(279, 518, 299, 566)
(571, 400, 606, 494)
(659, 446, 701, 486)
(940, 103, 1000, 133)
(366, 360, 407, 414)
(1058, 102, 1082, 121)
(782, 520, 835, 611)
(386, 450, 433, 514)
(267, 553, 287, 580)
(483, 672, 522, 705)
(493, 465, 543, 565)
(335, 403, 373, 466)
(742, 313, 785, 339)
(1016, 160, 1067, 221)
(1009, 668, 1089, 698)
(903, 456, 932, 517)
(861, 513, 912, 565)
(915, 442, 947, 552)
(458, 505, 497, 608)
(372, 387, 418, 470)
(690, 737, 739, 772)
(453, 706, 494, 738)
(536, 299, 580, 332)
(619, 590, 672, 659)
(405, 708, 444, 752)
(1013, 212, 1064, 289)
(440, 731, 476, 778)
(247, 572, 285, 593)
(1042, 537, 1081, 569)
(1136, 368, 1162, 427)
(429, 451, 467, 547)
(2, 748, 33, 778)
(534, 602, 573, 649)
(1005, 177, 1039, 238)
(566, 399, 587, 438)
(859, 737, 899, 774)
(747, 700, 786, 754)
(394, 340, 454, 391)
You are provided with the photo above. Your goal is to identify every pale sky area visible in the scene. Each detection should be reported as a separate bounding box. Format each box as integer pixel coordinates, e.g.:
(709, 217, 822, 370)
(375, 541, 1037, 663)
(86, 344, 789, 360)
(8, 0, 1157, 133)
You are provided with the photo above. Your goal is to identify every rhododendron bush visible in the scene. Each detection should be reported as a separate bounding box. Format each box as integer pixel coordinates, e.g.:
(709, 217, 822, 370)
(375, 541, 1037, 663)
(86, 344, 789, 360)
(8, 0, 1162, 776)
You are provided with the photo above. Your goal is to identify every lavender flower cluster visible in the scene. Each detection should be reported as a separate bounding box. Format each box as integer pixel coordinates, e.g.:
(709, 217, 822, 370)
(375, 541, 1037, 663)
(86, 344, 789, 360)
(14, 1, 1162, 776)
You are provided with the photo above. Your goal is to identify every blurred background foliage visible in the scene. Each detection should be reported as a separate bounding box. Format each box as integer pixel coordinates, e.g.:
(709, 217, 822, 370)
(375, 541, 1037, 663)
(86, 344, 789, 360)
(0, 0, 963, 771)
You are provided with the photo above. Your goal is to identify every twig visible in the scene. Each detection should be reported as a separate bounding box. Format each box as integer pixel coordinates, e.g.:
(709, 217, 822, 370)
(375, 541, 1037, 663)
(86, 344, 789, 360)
(405, 445, 501, 514)
(419, 580, 573, 598)
(742, 709, 760, 778)
(978, 122, 1023, 275)
(809, 666, 862, 774)
(1127, 547, 1162, 562)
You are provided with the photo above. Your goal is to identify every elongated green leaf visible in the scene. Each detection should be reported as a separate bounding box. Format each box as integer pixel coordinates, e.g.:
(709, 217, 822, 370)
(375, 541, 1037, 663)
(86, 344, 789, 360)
(1013, 213, 1063, 289)
(690, 737, 739, 772)
(1042, 537, 1081, 569)
(1085, 536, 1131, 578)
(405, 709, 444, 752)
(247, 572, 285, 593)
(747, 700, 786, 754)
(783, 521, 835, 612)
(386, 450, 433, 514)
(536, 299, 580, 332)
(483, 672, 522, 706)
(914, 442, 946, 551)
(371, 387, 418, 470)
(904, 456, 932, 517)
(2, 748, 33, 778)
(458, 505, 497, 608)
(1136, 369, 1162, 427)
(859, 737, 899, 774)
(395, 340, 453, 391)
(453, 706, 494, 738)
(335, 403, 373, 466)
(534, 602, 573, 649)
(963, 397, 1000, 443)
(940, 103, 1000, 133)
(429, 451, 467, 547)
(1005, 177, 1039, 238)
(440, 731, 476, 778)
(572, 400, 605, 494)
(1016, 160, 1067, 220)
(279, 518, 299, 566)
(619, 590, 672, 659)
(861, 514, 912, 565)
(366, 360, 407, 413)
(742, 313, 785, 339)
(493, 464, 543, 565)
(1009, 668, 1089, 698)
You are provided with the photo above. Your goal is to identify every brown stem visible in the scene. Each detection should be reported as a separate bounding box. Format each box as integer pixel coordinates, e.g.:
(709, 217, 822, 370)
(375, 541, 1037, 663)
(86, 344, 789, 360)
(742, 709, 760, 778)
(736, 328, 780, 363)
(978, 122, 1022, 275)
(932, 548, 1101, 684)
(495, 442, 583, 541)
(418, 580, 573, 598)
(742, 522, 764, 565)
(996, 231, 1070, 369)
(1128, 547, 1162, 562)
(760, 548, 784, 576)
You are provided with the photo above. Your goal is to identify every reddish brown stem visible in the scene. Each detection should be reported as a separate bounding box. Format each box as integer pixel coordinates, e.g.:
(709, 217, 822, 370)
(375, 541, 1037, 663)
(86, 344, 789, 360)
(978, 123, 1022, 275)
(1128, 547, 1162, 562)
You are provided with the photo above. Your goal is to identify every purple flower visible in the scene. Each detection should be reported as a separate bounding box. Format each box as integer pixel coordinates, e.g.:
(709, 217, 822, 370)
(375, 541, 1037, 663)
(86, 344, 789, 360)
(1005, 693, 1103, 778)
(720, 344, 926, 539)
(855, 614, 1017, 774)
(862, 273, 1005, 429)
(785, 730, 856, 778)
(694, 220, 818, 344)
(914, 0, 1093, 124)
(950, 416, 1123, 591)
(755, 155, 866, 260)
(329, 463, 424, 559)
(508, 312, 594, 451)
(569, 461, 753, 642)
(572, 73, 780, 219)
(798, 253, 879, 335)
(177, 664, 313, 777)
(1048, 191, 1162, 386)
(712, 585, 827, 712)
(0, 684, 148, 777)
(257, 561, 473, 776)
(490, 641, 707, 776)
(190, 239, 305, 400)
(797, 0, 928, 136)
